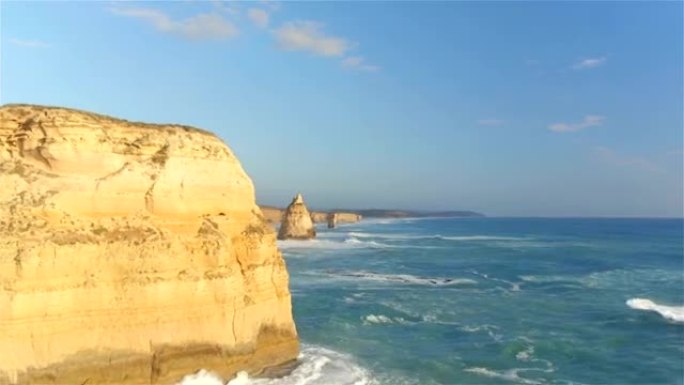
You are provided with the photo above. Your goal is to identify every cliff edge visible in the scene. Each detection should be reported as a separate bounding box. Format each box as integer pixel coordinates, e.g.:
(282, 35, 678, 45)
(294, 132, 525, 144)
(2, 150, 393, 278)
(0, 105, 298, 384)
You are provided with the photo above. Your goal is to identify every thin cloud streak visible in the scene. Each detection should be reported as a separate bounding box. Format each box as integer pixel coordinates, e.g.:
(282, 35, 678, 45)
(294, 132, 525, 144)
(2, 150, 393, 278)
(572, 56, 607, 70)
(8, 38, 51, 48)
(342, 56, 380, 72)
(548, 115, 605, 133)
(109, 7, 238, 40)
(594, 146, 665, 174)
(273, 21, 351, 57)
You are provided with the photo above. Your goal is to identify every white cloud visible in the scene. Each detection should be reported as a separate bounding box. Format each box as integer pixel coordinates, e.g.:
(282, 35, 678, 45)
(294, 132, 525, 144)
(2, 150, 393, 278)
(572, 56, 607, 70)
(477, 118, 505, 126)
(247, 8, 269, 28)
(274, 21, 351, 57)
(342, 56, 380, 72)
(594, 146, 664, 174)
(548, 115, 605, 133)
(8, 38, 50, 48)
(110, 7, 238, 40)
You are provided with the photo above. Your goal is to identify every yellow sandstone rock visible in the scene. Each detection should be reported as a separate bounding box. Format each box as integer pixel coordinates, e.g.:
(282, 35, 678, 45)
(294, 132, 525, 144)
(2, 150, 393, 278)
(0, 104, 298, 384)
(276, 194, 315, 240)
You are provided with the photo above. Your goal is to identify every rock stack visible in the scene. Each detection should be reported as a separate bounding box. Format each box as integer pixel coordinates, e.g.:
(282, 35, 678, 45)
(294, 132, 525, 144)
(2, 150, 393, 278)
(327, 213, 338, 229)
(277, 193, 316, 240)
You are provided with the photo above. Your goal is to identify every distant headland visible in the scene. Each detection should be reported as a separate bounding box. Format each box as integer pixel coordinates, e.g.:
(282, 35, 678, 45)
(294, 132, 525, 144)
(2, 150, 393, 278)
(259, 205, 484, 224)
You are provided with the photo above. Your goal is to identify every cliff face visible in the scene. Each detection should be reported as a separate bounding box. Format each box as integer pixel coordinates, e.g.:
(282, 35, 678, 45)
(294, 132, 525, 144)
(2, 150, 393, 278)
(259, 206, 284, 225)
(0, 105, 298, 384)
(276, 194, 315, 240)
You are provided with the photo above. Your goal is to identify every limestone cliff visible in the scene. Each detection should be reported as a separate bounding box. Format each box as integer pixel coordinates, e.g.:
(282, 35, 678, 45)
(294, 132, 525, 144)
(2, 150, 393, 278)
(260, 206, 284, 225)
(0, 105, 298, 384)
(276, 194, 315, 240)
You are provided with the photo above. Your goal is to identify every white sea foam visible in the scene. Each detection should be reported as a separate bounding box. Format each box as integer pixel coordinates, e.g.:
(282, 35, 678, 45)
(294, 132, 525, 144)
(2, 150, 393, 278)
(471, 270, 521, 292)
(343, 237, 392, 248)
(459, 324, 499, 333)
(277, 239, 361, 251)
(177, 369, 225, 385)
(519, 275, 576, 284)
(278, 236, 437, 251)
(330, 271, 477, 287)
(626, 298, 684, 323)
(516, 346, 535, 362)
(348, 232, 526, 242)
(466, 344, 554, 385)
(177, 346, 376, 385)
(362, 314, 408, 325)
(459, 324, 503, 342)
(464, 367, 544, 385)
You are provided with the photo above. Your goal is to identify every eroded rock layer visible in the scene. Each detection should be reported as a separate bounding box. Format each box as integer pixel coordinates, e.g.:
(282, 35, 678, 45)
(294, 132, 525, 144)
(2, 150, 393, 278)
(0, 105, 298, 384)
(276, 194, 315, 240)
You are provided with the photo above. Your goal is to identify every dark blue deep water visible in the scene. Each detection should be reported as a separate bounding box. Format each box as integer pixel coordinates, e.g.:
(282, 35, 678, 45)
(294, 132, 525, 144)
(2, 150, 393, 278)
(275, 218, 683, 385)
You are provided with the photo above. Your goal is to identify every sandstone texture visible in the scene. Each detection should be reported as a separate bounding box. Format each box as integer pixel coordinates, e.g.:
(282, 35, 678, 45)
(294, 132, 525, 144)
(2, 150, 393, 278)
(276, 194, 315, 240)
(259, 206, 284, 225)
(0, 105, 298, 384)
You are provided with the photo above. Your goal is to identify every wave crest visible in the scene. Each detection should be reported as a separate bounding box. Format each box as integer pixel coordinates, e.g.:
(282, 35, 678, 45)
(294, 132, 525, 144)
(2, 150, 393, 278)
(626, 298, 684, 323)
(178, 346, 375, 385)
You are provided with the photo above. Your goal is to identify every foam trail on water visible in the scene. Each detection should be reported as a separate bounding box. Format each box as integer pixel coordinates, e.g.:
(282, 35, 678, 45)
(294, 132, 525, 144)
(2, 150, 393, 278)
(626, 298, 684, 323)
(328, 270, 477, 287)
(348, 232, 527, 242)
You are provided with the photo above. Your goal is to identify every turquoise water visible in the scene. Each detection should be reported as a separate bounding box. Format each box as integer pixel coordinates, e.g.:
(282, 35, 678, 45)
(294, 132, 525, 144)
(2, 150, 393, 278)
(277, 218, 683, 385)
(184, 217, 684, 385)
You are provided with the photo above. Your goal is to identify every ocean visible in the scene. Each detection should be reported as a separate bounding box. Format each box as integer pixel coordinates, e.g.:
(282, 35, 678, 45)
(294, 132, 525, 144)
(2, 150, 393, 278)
(182, 217, 684, 385)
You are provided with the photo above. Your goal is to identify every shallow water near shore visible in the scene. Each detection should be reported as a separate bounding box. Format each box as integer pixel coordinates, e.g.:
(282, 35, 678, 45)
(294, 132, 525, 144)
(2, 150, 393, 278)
(184, 217, 684, 385)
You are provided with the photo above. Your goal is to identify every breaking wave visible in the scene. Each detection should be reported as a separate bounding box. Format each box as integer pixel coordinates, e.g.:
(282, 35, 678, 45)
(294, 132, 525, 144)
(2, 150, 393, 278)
(362, 314, 408, 325)
(177, 346, 375, 385)
(626, 298, 684, 323)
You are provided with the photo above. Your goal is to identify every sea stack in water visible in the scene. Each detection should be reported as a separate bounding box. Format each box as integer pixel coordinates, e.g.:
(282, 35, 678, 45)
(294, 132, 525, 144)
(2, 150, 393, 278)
(0, 105, 298, 384)
(327, 213, 338, 229)
(277, 193, 316, 240)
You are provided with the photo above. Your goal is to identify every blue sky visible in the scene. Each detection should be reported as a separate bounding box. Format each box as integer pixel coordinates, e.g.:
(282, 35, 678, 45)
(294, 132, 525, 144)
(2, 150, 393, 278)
(2, 1, 682, 217)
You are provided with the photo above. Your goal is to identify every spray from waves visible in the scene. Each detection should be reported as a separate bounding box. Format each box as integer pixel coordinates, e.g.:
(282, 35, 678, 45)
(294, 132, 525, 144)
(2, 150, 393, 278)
(177, 346, 376, 385)
(328, 270, 477, 287)
(626, 298, 684, 323)
(177, 370, 224, 385)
